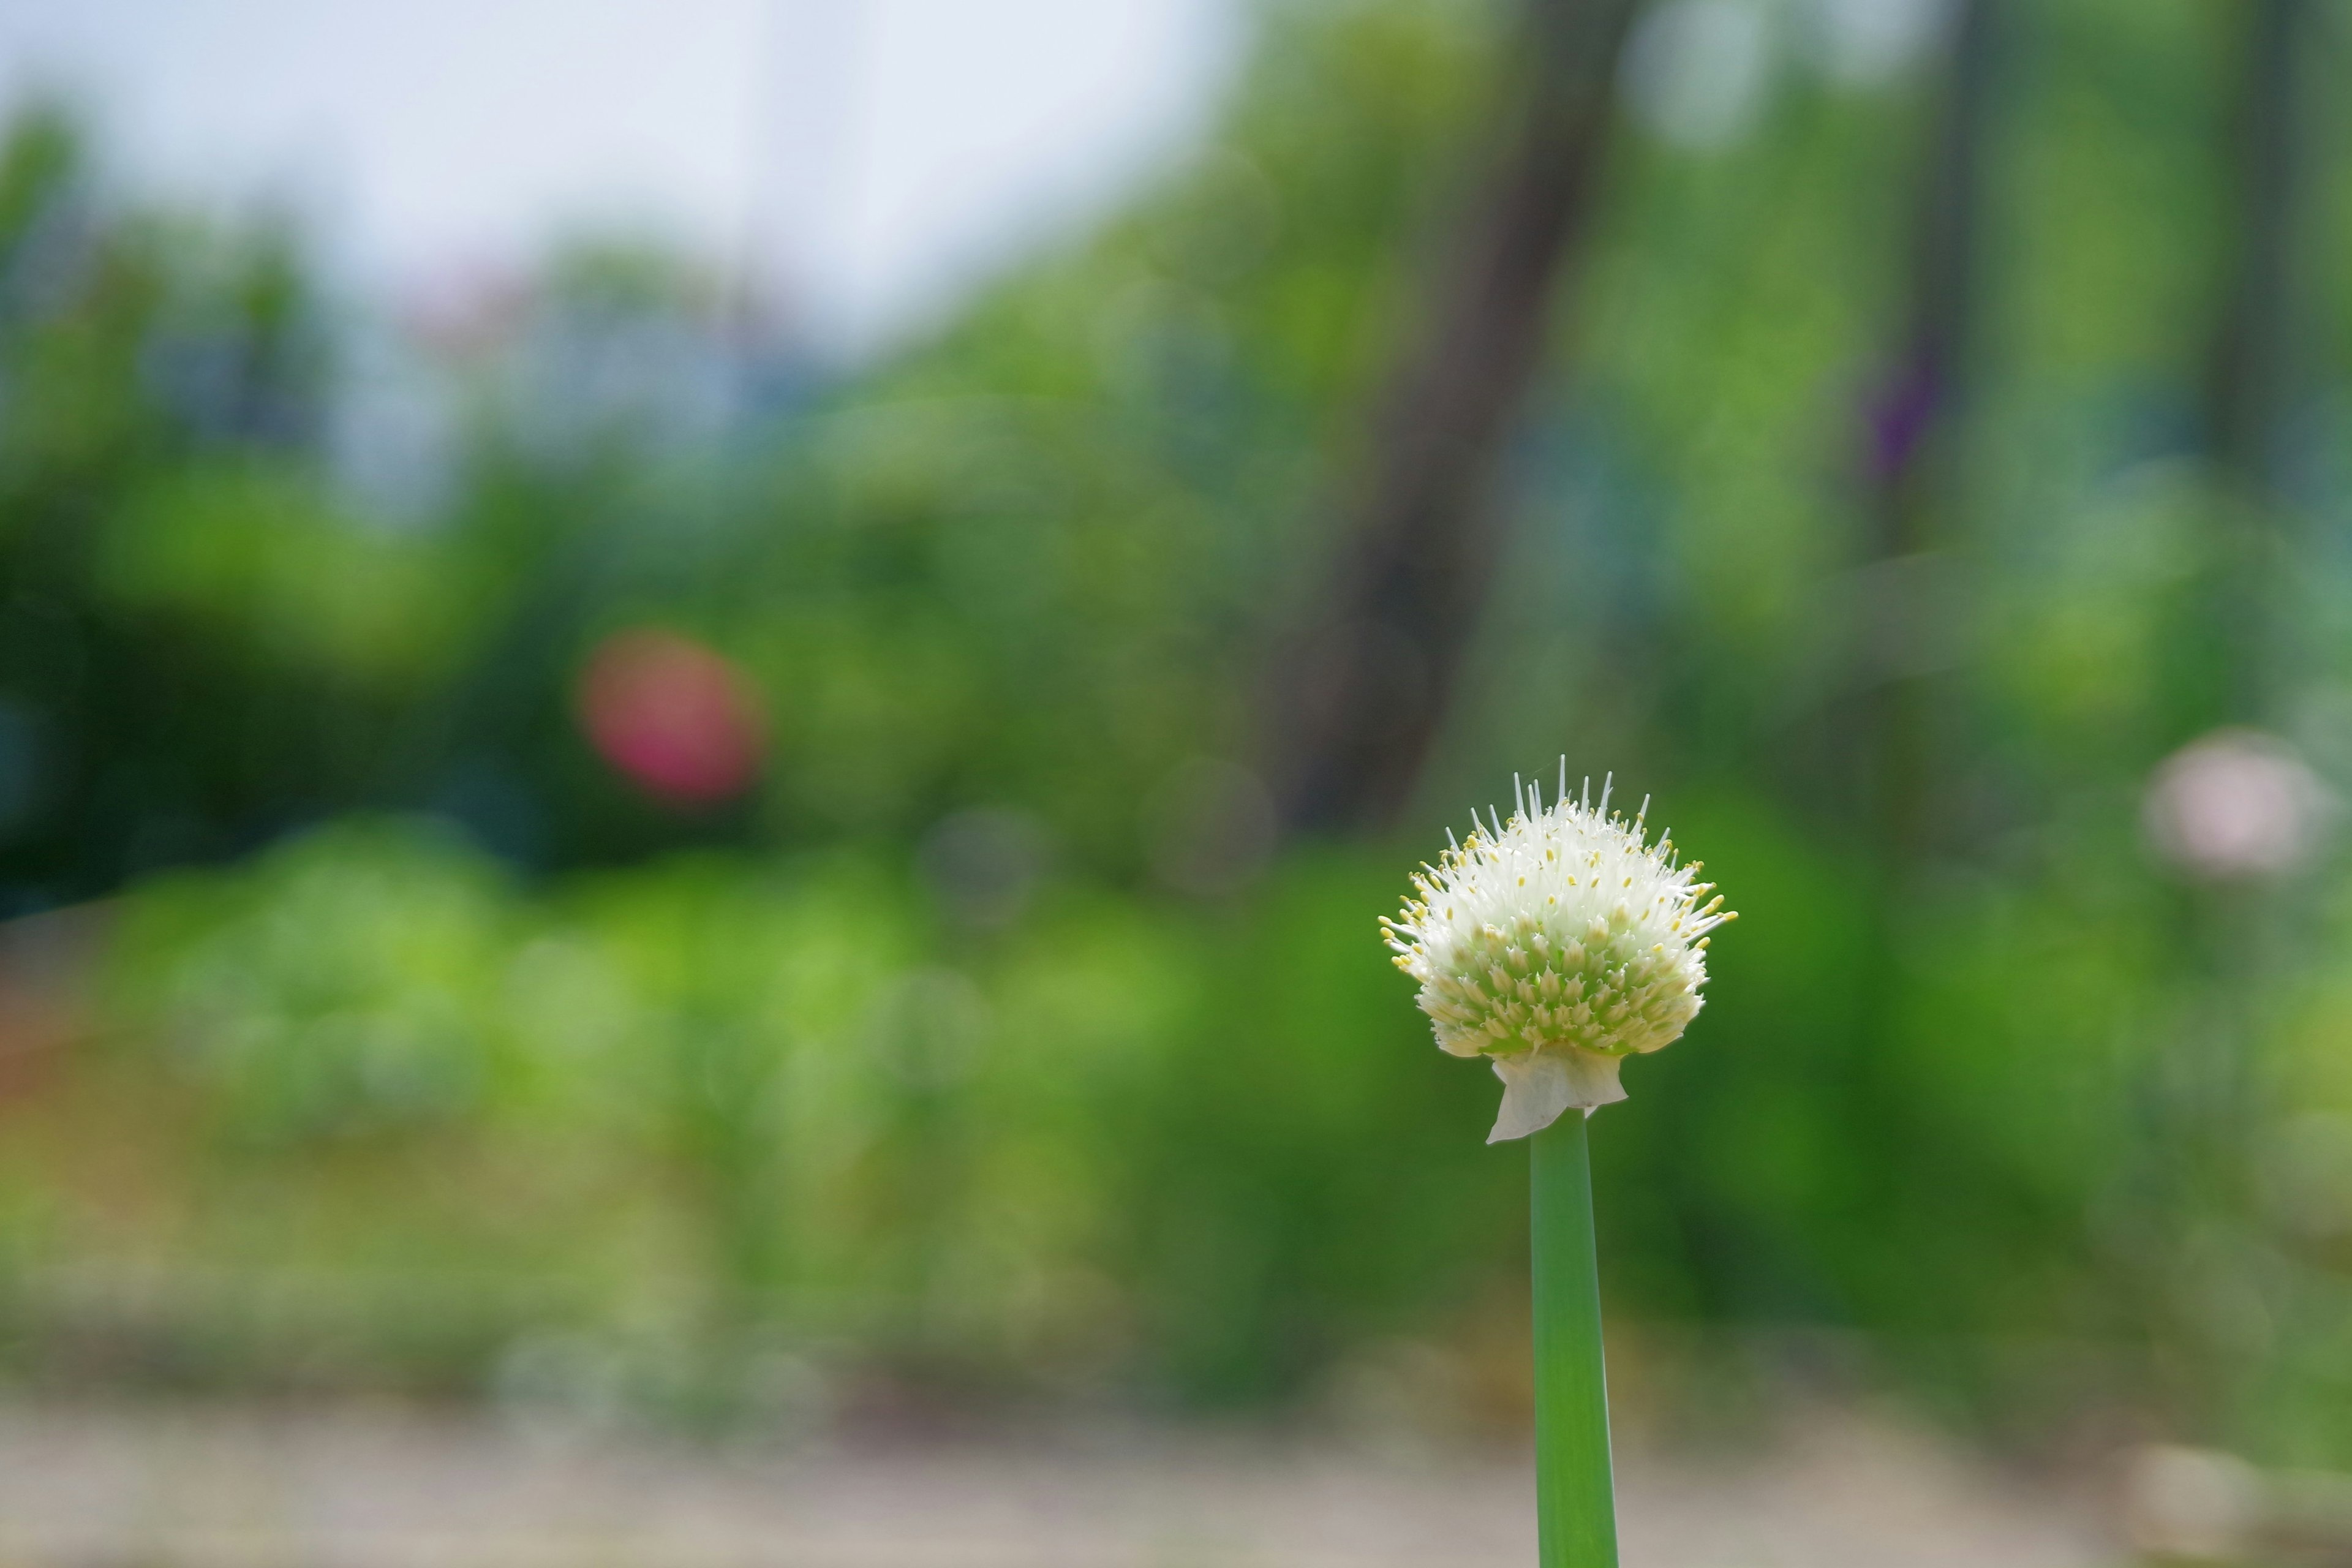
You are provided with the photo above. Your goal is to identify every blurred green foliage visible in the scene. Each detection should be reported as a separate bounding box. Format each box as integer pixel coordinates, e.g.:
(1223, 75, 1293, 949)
(0, 0, 2349, 1467)
(29, 819, 1510, 1414)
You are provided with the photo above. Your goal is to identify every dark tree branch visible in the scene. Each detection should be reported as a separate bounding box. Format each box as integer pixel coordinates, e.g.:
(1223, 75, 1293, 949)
(2203, 0, 2313, 726)
(1853, 0, 2000, 862)
(1865, 0, 1997, 546)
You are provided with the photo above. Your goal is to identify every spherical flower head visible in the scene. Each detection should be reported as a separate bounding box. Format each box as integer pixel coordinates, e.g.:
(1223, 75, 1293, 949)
(1381, 767, 1733, 1142)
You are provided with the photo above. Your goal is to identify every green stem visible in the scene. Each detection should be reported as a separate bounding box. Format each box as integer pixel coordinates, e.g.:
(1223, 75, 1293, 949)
(1531, 1109, 1618, 1568)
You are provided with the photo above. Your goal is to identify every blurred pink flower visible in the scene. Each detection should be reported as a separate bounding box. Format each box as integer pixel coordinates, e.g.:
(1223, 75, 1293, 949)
(2142, 729, 2332, 881)
(575, 628, 766, 806)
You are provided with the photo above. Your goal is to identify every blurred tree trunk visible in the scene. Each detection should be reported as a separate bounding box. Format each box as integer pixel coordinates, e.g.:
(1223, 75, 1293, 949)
(2140, 0, 2318, 1435)
(1259, 0, 1644, 837)
(1854, 0, 1999, 864)
(2201, 0, 2313, 726)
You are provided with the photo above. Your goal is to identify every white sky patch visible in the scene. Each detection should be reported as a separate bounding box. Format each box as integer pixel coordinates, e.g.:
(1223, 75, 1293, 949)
(1619, 0, 1776, 152)
(1619, 0, 1956, 154)
(0, 0, 1241, 356)
(1803, 0, 1955, 87)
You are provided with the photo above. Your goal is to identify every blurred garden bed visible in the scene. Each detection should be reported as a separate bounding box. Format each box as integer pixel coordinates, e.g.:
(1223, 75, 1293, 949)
(0, 814, 2192, 1454)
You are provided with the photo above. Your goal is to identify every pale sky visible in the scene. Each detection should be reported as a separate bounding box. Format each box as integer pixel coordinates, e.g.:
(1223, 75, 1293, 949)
(0, 0, 1242, 355)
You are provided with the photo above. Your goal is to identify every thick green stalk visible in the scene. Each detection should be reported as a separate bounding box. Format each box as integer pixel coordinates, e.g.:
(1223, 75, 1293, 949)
(1531, 1109, 1618, 1567)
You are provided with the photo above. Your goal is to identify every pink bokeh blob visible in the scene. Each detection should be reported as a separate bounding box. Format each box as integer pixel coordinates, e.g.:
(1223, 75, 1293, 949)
(576, 628, 766, 806)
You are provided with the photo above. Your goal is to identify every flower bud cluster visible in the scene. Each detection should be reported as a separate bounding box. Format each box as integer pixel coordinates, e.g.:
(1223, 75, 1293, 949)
(1382, 768, 1733, 1139)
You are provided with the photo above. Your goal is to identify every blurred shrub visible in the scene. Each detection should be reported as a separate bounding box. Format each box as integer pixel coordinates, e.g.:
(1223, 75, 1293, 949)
(49, 821, 1508, 1410)
(111, 818, 517, 1143)
(97, 463, 483, 685)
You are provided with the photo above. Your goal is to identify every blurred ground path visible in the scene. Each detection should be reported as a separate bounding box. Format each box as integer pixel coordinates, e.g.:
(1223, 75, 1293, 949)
(0, 1402, 2111, 1567)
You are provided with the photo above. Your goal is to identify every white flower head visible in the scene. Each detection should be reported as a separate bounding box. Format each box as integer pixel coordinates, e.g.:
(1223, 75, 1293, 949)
(1381, 765, 1733, 1143)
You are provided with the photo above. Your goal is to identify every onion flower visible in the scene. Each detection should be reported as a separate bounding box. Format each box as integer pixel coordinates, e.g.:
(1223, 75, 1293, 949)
(1382, 766, 1732, 1142)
